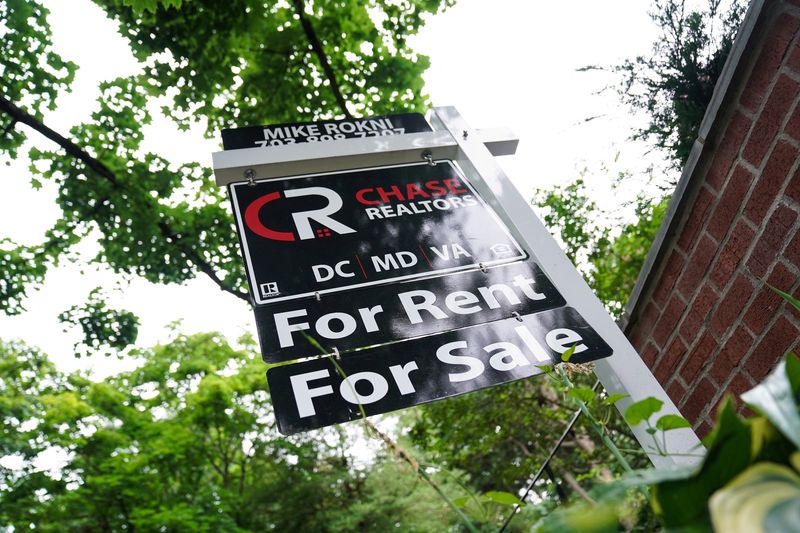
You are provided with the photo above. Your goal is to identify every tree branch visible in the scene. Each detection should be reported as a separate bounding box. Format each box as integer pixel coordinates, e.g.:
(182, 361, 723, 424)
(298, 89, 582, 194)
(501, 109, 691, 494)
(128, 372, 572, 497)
(292, 0, 353, 118)
(0, 94, 250, 304)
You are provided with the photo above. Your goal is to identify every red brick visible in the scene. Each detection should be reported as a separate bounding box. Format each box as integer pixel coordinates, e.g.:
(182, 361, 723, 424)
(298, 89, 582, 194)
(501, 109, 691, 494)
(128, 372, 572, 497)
(667, 379, 687, 407)
(682, 378, 718, 423)
(786, 100, 800, 141)
(696, 420, 713, 439)
(653, 295, 687, 348)
(707, 166, 754, 241)
(788, 166, 800, 203)
(630, 301, 661, 350)
(744, 262, 797, 334)
(640, 341, 659, 368)
(740, 14, 800, 112)
(710, 221, 756, 289)
(654, 336, 688, 382)
(677, 187, 716, 252)
(677, 234, 718, 299)
(786, 231, 800, 268)
(707, 112, 752, 190)
(745, 141, 799, 222)
(652, 250, 685, 307)
(680, 331, 719, 385)
(710, 274, 755, 336)
(746, 203, 798, 277)
(680, 283, 718, 343)
(710, 326, 754, 384)
(790, 44, 800, 72)
(743, 77, 800, 167)
(728, 371, 755, 398)
(745, 316, 799, 380)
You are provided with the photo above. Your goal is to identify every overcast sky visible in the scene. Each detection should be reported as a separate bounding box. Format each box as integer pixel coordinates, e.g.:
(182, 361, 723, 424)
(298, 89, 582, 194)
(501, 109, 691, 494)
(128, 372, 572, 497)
(0, 0, 666, 377)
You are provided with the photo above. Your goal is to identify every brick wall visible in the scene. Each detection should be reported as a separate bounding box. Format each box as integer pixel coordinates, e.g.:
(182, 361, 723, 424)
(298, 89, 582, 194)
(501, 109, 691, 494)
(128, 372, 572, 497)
(627, 1, 800, 437)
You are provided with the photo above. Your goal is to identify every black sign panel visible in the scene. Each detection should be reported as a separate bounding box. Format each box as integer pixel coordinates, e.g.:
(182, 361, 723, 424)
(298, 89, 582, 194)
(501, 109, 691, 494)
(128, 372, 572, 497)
(267, 306, 613, 435)
(255, 260, 564, 363)
(229, 161, 526, 305)
(221, 113, 432, 150)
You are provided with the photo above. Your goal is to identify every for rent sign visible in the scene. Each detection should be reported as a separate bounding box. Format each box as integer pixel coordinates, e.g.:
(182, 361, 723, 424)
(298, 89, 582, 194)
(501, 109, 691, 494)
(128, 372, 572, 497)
(267, 306, 612, 435)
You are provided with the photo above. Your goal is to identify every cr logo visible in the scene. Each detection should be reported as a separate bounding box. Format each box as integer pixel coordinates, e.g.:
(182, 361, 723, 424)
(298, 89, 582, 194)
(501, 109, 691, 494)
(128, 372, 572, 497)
(244, 187, 356, 241)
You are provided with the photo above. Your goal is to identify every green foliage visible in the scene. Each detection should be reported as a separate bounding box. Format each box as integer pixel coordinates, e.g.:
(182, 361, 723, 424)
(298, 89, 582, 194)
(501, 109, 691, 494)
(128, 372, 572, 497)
(0, 334, 467, 531)
(0, 0, 77, 159)
(623, 397, 664, 427)
(614, 0, 745, 167)
(533, 180, 669, 316)
(58, 288, 140, 356)
(539, 355, 800, 532)
(1, 0, 453, 315)
(709, 462, 800, 532)
(655, 413, 692, 431)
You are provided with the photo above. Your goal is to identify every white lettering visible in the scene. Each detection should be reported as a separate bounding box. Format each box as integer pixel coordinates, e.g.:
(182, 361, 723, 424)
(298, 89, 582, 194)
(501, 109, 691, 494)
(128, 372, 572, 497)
(398, 290, 448, 324)
(291, 369, 333, 417)
(339, 372, 389, 405)
(546, 328, 588, 354)
(436, 341, 485, 382)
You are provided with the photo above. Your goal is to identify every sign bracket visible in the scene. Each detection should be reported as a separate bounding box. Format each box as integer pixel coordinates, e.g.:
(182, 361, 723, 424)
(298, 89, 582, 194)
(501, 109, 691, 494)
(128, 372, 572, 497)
(212, 127, 518, 186)
(211, 108, 703, 467)
(429, 106, 702, 468)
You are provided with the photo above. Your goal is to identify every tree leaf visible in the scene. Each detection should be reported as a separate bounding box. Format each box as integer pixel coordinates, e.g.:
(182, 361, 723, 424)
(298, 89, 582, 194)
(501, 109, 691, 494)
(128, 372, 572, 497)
(561, 344, 577, 362)
(568, 387, 596, 404)
(624, 397, 664, 426)
(742, 355, 800, 449)
(656, 414, 692, 431)
(709, 463, 800, 533)
(480, 491, 523, 506)
(452, 496, 470, 508)
(653, 400, 752, 528)
(603, 393, 629, 406)
(767, 284, 800, 314)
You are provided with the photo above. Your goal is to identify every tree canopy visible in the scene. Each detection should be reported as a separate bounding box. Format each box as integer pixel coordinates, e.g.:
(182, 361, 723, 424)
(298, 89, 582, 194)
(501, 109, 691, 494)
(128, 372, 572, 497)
(0, 0, 747, 530)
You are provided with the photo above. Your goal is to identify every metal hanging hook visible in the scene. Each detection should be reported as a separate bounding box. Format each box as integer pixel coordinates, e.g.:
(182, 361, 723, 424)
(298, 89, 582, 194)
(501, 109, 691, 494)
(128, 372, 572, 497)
(421, 150, 436, 166)
(332, 347, 341, 360)
(315, 291, 321, 302)
(512, 311, 523, 322)
(479, 262, 488, 273)
(245, 168, 257, 187)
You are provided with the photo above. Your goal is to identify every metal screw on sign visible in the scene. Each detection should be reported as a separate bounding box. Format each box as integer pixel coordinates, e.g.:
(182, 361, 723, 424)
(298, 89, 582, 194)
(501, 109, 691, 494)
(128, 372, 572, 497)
(479, 262, 488, 273)
(244, 168, 256, 187)
(421, 150, 436, 166)
(512, 311, 523, 322)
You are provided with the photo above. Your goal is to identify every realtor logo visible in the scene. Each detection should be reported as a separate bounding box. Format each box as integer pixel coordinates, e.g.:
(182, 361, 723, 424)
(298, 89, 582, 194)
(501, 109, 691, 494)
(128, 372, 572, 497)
(244, 187, 356, 242)
(260, 282, 279, 297)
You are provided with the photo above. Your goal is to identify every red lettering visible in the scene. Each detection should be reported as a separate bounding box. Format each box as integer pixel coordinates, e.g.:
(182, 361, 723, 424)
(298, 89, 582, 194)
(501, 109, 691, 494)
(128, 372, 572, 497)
(244, 192, 295, 241)
(424, 180, 447, 196)
(377, 185, 404, 203)
(444, 178, 468, 195)
(355, 187, 380, 205)
(405, 183, 430, 200)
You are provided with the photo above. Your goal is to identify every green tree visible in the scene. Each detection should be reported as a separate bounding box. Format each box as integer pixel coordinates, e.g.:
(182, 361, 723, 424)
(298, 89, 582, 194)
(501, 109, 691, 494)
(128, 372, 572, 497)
(0, 334, 465, 531)
(614, 0, 745, 168)
(0, 0, 453, 315)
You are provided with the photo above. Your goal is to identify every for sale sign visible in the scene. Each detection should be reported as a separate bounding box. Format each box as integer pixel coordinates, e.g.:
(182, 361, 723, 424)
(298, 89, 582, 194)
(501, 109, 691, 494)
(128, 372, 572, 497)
(267, 306, 612, 435)
(229, 161, 527, 305)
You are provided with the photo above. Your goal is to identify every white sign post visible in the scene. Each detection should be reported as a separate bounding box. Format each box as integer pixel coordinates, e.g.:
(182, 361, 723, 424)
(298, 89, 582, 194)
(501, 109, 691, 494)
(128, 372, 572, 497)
(212, 107, 703, 467)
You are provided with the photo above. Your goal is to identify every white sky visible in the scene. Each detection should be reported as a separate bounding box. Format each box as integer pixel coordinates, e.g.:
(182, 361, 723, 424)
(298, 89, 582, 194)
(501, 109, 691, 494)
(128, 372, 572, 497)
(0, 0, 667, 377)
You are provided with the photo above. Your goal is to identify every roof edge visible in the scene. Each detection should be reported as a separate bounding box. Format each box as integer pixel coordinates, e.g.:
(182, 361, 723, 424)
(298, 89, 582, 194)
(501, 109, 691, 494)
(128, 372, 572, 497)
(620, 0, 768, 332)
